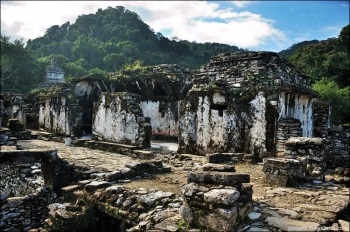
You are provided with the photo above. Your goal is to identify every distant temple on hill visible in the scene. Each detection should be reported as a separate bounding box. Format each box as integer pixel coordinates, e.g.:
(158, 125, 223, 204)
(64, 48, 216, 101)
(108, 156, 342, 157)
(40, 57, 65, 88)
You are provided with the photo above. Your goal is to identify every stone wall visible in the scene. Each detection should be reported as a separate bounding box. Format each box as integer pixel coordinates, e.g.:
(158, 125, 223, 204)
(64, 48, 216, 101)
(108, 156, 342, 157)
(179, 89, 268, 157)
(92, 92, 151, 148)
(39, 96, 83, 136)
(0, 93, 28, 128)
(264, 137, 327, 186)
(312, 99, 330, 138)
(179, 52, 318, 157)
(0, 162, 43, 199)
(0, 188, 57, 231)
(140, 100, 179, 140)
(326, 126, 350, 174)
(275, 117, 303, 156)
(0, 149, 87, 231)
(181, 171, 252, 231)
(284, 137, 326, 180)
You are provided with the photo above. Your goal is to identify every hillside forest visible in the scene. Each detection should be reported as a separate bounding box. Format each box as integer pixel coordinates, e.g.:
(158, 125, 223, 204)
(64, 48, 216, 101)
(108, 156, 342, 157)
(0, 6, 349, 125)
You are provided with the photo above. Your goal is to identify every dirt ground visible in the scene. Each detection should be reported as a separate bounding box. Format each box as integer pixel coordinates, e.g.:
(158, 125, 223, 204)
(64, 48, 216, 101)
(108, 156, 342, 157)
(15, 138, 350, 229)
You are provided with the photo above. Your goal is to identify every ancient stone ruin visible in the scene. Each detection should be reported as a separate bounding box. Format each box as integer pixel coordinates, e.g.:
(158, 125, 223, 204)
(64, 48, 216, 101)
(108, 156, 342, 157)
(1, 51, 349, 231)
(41, 58, 65, 88)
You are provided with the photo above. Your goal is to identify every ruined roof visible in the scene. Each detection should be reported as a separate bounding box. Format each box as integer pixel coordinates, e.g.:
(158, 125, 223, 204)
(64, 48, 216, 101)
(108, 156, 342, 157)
(69, 64, 192, 101)
(192, 51, 315, 95)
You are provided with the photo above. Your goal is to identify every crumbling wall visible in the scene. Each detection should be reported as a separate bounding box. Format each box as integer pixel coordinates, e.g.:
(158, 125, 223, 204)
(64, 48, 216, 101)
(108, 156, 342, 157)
(313, 99, 331, 138)
(92, 92, 151, 148)
(179, 52, 317, 157)
(179, 89, 267, 156)
(326, 126, 350, 171)
(0, 93, 28, 127)
(0, 149, 80, 231)
(39, 96, 83, 136)
(275, 117, 303, 156)
(0, 188, 57, 231)
(284, 137, 327, 180)
(278, 92, 313, 137)
(140, 100, 179, 139)
(181, 170, 252, 231)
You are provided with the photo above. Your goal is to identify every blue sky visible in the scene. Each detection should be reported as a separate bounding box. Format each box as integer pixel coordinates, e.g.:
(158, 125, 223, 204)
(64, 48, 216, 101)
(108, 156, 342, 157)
(1, 1, 349, 52)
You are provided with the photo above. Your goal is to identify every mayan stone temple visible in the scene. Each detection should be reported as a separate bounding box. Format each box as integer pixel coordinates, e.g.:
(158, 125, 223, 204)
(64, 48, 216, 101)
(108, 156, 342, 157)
(1, 52, 349, 231)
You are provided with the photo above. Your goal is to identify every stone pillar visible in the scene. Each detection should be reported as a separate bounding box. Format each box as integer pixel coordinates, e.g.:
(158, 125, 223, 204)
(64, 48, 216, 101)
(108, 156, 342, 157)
(312, 99, 330, 138)
(276, 117, 302, 157)
(325, 126, 350, 183)
(284, 137, 326, 181)
(263, 158, 305, 186)
(180, 166, 252, 231)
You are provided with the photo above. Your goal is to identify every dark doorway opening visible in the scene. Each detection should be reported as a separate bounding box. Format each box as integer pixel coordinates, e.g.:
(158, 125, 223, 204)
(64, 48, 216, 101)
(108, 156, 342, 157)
(153, 83, 168, 96)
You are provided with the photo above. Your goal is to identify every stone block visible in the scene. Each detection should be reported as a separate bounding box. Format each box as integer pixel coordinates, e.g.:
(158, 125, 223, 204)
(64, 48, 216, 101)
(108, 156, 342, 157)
(104, 171, 122, 182)
(201, 164, 235, 172)
(264, 174, 289, 187)
(84, 181, 111, 192)
(196, 207, 238, 231)
(61, 185, 80, 193)
(187, 171, 250, 186)
(207, 153, 234, 164)
(120, 168, 135, 179)
(263, 158, 301, 170)
(204, 189, 240, 205)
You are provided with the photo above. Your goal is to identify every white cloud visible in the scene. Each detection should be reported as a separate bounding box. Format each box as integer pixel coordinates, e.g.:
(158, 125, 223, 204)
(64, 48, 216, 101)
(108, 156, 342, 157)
(0, 1, 287, 51)
(230, 1, 253, 8)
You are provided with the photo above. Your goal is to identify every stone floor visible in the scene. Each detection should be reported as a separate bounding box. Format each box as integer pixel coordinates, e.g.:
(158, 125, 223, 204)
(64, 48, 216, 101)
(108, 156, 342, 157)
(16, 138, 350, 232)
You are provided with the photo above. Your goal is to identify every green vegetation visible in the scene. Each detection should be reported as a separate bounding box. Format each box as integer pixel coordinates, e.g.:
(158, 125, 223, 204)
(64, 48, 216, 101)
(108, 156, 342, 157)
(177, 218, 190, 231)
(282, 24, 350, 125)
(312, 79, 350, 125)
(1, 5, 348, 124)
(278, 40, 319, 60)
(24, 6, 242, 81)
(1, 35, 42, 93)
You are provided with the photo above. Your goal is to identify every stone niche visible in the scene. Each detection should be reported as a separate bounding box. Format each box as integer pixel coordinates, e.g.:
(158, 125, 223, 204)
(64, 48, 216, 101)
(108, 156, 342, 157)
(92, 92, 151, 148)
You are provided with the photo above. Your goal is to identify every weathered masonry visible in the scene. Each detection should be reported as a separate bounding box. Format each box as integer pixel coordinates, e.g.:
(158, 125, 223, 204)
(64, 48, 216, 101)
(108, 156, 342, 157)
(178, 52, 324, 158)
(2, 52, 330, 155)
(32, 64, 190, 148)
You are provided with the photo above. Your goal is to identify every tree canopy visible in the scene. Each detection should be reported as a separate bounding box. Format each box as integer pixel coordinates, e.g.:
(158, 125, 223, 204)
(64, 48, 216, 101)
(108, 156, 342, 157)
(285, 24, 350, 125)
(1, 34, 42, 93)
(1, 6, 349, 125)
(26, 6, 243, 80)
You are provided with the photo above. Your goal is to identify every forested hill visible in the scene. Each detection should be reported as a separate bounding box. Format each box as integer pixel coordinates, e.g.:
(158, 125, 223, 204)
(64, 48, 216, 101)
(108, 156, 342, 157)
(278, 40, 319, 60)
(26, 6, 243, 75)
(282, 24, 350, 125)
